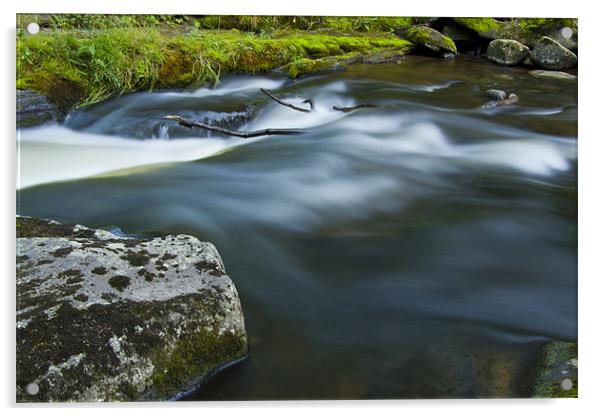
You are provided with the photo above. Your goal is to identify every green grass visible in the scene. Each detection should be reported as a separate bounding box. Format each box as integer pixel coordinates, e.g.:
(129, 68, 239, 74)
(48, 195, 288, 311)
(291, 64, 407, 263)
(19, 14, 420, 33)
(17, 27, 413, 109)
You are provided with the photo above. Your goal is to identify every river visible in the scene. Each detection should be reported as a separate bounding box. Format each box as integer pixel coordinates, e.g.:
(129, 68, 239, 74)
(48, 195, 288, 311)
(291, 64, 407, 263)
(17, 55, 577, 399)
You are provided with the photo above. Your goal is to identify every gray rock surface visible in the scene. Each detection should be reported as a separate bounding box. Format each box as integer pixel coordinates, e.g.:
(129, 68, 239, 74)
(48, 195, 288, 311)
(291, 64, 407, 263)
(16, 216, 247, 402)
(529, 70, 577, 81)
(486, 39, 530, 66)
(530, 36, 577, 70)
(482, 93, 519, 109)
(484, 89, 507, 100)
(17, 90, 62, 128)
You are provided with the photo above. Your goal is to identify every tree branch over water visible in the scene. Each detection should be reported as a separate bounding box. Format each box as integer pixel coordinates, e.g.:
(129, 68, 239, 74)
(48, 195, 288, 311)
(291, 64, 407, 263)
(160, 115, 305, 138)
(260, 88, 315, 113)
(332, 103, 379, 113)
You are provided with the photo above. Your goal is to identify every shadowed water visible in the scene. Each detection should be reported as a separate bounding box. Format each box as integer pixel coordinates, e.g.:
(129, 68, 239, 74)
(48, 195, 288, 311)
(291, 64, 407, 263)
(17, 56, 577, 399)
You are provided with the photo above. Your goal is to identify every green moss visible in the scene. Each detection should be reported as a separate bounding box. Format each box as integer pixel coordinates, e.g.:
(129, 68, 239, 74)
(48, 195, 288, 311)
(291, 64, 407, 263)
(16, 217, 95, 239)
(51, 247, 74, 258)
(532, 342, 578, 398)
(454, 17, 504, 35)
(454, 18, 578, 47)
(91, 266, 107, 275)
(108, 275, 130, 292)
(401, 26, 457, 54)
(150, 326, 246, 398)
(17, 27, 413, 109)
(120, 250, 150, 267)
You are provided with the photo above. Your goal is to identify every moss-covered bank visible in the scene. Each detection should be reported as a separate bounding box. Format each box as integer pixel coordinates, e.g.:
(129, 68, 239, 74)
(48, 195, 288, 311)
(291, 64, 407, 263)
(17, 27, 412, 110)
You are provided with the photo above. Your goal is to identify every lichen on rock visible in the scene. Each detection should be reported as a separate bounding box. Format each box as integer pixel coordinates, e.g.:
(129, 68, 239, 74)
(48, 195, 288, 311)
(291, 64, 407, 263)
(16, 216, 247, 402)
(530, 36, 578, 71)
(486, 39, 530, 66)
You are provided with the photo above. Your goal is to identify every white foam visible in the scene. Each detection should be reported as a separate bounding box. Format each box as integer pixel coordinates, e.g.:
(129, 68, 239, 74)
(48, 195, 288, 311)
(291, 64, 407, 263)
(162, 76, 286, 98)
(17, 126, 248, 189)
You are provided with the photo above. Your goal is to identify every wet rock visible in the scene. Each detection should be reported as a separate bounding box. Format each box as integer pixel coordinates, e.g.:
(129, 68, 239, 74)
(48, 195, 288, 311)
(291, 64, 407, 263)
(530, 36, 577, 70)
(16, 216, 247, 402)
(529, 70, 577, 81)
(486, 39, 530, 66)
(454, 18, 578, 51)
(484, 89, 507, 100)
(482, 93, 519, 109)
(17, 90, 62, 128)
(532, 342, 577, 398)
(396, 26, 457, 56)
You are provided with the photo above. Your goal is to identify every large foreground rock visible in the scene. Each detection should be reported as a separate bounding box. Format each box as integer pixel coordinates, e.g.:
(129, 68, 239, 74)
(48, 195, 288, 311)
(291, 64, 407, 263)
(396, 26, 457, 56)
(17, 89, 62, 128)
(487, 39, 530, 66)
(530, 36, 578, 70)
(16, 217, 247, 402)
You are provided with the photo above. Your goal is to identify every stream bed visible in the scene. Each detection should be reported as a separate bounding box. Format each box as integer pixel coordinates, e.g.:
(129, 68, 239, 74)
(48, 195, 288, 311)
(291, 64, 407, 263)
(17, 55, 577, 399)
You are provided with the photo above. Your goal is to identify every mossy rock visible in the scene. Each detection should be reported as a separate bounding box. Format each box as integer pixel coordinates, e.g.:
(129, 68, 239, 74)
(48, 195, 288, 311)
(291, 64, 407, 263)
(532, 341, 577, 398)
(454, 18, 578, 51)
(486, 39, 530, 66)
(396, 26, 457, 56)
(530, 36, 577, 70)
(16, 216, 247, 402)
(16, 89, 63, 128)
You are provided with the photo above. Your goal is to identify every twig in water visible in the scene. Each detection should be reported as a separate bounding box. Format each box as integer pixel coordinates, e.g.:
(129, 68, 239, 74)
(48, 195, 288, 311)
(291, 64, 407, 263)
(332, 103, 379, 113)
(160, 115, 305, 138)
(260, 88, 315, 113)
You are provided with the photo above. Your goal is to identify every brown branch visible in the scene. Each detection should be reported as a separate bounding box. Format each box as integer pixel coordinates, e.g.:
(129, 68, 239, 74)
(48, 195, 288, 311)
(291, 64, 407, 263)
(260, 88, 314, 113)
(332, 103, 379, 113)
(160, 115, 305, 138)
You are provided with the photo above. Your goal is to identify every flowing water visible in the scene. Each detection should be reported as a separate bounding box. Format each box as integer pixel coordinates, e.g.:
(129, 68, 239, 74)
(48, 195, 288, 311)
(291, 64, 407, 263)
(17, 56, 577, 399)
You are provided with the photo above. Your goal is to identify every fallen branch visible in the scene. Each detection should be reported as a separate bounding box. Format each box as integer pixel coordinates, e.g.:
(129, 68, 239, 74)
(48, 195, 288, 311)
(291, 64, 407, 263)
(260, 88, 315, 113)
(160, 115, 305, 138)
(332, 103, 379, 113)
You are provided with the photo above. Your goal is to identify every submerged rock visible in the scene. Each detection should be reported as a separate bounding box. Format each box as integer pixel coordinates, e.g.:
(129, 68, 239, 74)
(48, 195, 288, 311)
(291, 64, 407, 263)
(529, 70, 577, 81)
(396, 26, 457, 56)
(532, 341, 577, 398)
(17, 89, 62, 128)
(482, 93, 519, 109)
(16, 216, 247, 402)
(530, 36, 577, 70)
(486, 39, 530, 66)
(484, 89, 507, 100)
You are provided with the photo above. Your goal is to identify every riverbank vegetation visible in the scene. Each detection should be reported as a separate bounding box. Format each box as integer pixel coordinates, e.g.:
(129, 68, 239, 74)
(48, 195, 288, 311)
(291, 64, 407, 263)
(16, 15, 577, 112)
(17, 15, 417, 109)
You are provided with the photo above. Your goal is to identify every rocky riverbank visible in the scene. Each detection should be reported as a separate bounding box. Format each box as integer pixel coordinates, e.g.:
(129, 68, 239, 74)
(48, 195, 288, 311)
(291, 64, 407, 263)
(16, 16, 577, 128)
(16, 216, 247, 402)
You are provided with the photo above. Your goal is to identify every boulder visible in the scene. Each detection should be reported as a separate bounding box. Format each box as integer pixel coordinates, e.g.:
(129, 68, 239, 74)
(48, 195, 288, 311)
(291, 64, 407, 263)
(529, 69, 577, 81)
(482, 93, 519, 109)
(396, 26, 457, 56)
(530, 36, 577, 70)
(484, 89, 507, 100)
(17, 89, 62, 128)
(16, 216, 247, 402)
(532, 342, 577, 398)
(486, 39, 530, 66)
(454, 18, 578, 51)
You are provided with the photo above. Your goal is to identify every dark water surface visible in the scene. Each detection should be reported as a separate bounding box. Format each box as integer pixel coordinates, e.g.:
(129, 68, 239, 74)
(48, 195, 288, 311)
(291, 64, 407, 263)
(17, 56, 577, 399)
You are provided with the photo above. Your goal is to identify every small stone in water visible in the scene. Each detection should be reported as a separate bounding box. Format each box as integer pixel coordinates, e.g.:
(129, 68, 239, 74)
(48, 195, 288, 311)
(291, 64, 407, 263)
(484, 89, 507, 100)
